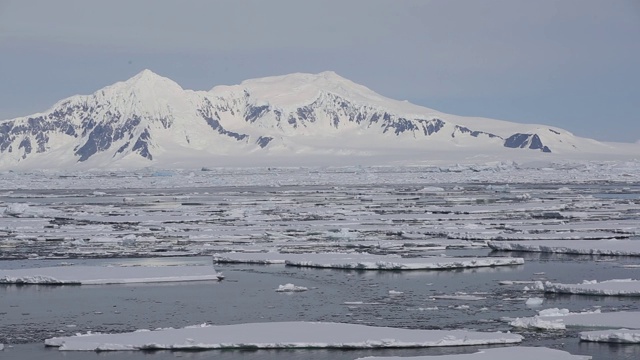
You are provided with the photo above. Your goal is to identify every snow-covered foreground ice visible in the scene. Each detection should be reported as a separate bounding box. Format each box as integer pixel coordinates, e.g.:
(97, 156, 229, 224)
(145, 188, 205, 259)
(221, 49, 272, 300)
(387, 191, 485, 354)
(544, 279, 640, 296)
(580, 329, 640, 343)
(354, 346, 591, 359)
(0, 265, 223, 285)
(509, 308, 640, 330)
(214, 252, 524, 270)
(488, 240, 640, 256)
(44, 321, 523, 351)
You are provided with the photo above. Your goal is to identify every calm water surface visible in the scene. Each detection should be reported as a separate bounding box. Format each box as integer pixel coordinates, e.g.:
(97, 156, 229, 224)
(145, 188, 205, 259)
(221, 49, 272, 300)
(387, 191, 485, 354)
(2, 253, 640, 359)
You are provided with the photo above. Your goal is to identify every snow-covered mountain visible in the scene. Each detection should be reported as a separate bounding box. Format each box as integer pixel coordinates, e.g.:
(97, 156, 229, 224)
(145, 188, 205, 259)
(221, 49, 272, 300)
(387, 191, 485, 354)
(0, 70, 624, 169)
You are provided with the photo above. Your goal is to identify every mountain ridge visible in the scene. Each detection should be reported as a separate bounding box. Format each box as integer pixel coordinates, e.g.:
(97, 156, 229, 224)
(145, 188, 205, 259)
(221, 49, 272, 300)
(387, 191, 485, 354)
(0, 69, 629, 169)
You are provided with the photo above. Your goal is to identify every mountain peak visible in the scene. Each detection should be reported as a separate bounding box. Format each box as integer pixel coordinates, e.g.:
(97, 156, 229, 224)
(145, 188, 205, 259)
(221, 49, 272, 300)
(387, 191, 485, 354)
(230, 71, 390, 109)
(121, 69, 181, 88)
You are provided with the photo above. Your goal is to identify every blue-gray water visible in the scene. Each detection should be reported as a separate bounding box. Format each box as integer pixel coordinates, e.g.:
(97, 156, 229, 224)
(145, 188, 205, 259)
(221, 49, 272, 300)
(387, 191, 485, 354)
(2, 253, 640, 360)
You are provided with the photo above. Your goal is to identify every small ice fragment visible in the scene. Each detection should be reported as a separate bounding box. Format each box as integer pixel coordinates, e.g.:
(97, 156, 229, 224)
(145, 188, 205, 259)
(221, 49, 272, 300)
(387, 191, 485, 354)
(275, 283, 308, 292)
(526, 297, 544, 307)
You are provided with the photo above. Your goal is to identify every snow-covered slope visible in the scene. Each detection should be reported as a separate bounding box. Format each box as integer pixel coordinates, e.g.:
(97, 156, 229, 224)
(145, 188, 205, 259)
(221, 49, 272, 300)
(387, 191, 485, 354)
(0, 70, 629, 169)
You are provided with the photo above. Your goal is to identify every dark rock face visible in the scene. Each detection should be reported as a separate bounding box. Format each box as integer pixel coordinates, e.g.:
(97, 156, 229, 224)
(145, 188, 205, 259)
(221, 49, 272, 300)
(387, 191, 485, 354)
(256, 136, 273, 148)
(504, 133, 552, 153)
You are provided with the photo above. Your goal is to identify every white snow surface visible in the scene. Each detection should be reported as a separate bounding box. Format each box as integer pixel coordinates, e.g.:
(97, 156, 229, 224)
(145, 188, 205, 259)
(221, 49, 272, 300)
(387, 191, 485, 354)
(509, 308, 640, 330)
(544, 279, 640, 296)
(580, 329, 640, 343)
(0, 265, 222, 285)
(213, 252, 524, 270)
(354, 346, 591, 359)
(488, 239, 640, 256)
(44, 321, 523, 351)
(2, 69, 638, 170)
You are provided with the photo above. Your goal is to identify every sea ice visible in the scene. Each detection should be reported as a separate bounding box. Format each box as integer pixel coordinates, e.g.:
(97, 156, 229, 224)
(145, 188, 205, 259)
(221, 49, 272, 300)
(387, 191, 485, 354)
(275, 283, 308, 292)
(354, 346, 591, 359)
(525, 297, 544, 306)
(508, 308, 640, 330)
(580, 329, 640, 343)
(431, 294, 486, 301)
(488, 239, 640, 256)
(44, 321, 523, 351)
(544, 279, 640, 296)
(214, 252, 524, 270)
(0, 265, 223, 285)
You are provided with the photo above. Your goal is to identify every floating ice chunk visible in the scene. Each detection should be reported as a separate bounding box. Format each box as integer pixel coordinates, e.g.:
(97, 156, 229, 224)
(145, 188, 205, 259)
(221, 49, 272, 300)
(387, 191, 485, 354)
(509, 308, 640, 330)
(488, 240, 640, 256)
(0, 265, 223, 285)
(580, 329, 640, 343)
(44, 321, 523, 351)
(417, 186, 445, 193)
(525, 297, 544, 307)
(215, 252, 524, 270)
(523, 281, 544, 292)
(509, 316, 566, 330)
(544, 279, 640, 296)
(275, 283, 308, 292)
(354, 346, 591, 359)
(431, 294, 486, 301)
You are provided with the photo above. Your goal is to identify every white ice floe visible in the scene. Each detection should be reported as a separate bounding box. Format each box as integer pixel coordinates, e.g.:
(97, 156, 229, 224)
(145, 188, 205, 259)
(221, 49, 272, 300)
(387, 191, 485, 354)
(0, 265, 223, 285)
(509, 308, 640, 330)
(275, 283, 308, 292)
(354, 346, 591, 359)
(580, 329, 640, 343)
(525, 297, 544, 307)
(544, 279, 640, 296)
(488, 239, 640, 256)
(431, 294, 486, 301)
(214, 252, 524, 270)
(44, 321, 523, 351)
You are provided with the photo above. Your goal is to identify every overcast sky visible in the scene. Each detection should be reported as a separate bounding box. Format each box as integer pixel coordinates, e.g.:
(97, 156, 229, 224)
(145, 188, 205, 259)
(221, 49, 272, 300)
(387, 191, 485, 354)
(1, 0, 638, 142)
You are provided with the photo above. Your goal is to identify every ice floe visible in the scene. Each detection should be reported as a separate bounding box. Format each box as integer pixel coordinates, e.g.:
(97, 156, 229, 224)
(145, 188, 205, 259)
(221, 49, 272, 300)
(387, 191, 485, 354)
(354, 346, 591, 359)
(525, 297, 544, 306)
(275, 283, 308, 292)
(214, 252, 524, 270)
(0, 265, 223, 285)
(431, 294, 487, 301)
(508, 308, 640, 330)
(580, 329, 640, 343)
(488, 239, 640, 256)
(544, 279, 640, 296)
(44, 321, 523, 351)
